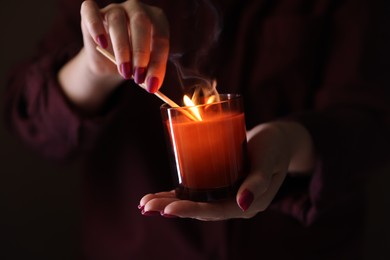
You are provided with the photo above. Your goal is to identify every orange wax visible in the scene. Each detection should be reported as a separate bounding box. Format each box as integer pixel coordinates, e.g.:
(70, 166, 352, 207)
(167, 112, 247, 189)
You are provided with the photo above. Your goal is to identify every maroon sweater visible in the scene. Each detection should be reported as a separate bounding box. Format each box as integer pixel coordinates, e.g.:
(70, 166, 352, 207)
(4, 0, 390, 259)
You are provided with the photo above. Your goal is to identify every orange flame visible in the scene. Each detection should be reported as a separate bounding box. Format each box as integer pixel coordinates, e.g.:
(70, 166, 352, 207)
(183, 95, 203, 121)
(206, 95, 216, 104)
(182, 80, 219, 121)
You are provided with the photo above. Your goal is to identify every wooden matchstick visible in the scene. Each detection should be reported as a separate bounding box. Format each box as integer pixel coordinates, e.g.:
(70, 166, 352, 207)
(95, 46, 199, 121)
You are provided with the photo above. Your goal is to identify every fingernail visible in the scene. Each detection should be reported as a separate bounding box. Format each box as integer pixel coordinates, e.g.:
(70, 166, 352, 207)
(96, 34, 108, 49)
(120, 62, 132, 79)
(146, 76, 159, 93)
(160, 211, 177, 218)
(141, 209, 160, 216)
(238, 189, 254, 212)
(134, 67, 147, 84)
(137, 204, 144, 211)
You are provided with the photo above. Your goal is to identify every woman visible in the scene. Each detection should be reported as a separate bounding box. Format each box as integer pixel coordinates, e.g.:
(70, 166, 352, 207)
(4, 0, 390, 259)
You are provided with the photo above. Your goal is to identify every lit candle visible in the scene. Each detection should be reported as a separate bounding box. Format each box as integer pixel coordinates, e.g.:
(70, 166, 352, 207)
(161, 94, 248, 202)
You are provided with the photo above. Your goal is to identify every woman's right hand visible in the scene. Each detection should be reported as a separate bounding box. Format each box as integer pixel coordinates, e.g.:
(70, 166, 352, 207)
(59, 0, 169, 112)
(81, 0, 169, 92)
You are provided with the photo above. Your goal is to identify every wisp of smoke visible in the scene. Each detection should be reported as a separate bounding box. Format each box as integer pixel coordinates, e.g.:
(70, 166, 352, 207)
(168, 0, 222, 99)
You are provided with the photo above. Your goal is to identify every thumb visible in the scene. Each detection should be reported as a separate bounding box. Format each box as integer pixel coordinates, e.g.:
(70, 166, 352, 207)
(236, 169, 287, 213)
(236, 170, 272, 212)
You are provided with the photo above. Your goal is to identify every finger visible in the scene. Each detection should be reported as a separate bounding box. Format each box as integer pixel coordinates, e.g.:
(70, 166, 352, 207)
(153, 191, 177, 197)
(143, 5, 169, 93)
(105, 6, 132, 79)
(80, 0, 108, 49)
(163, 199, 244, 221)
(258, 171, 286, 205)
(237, 125, 280, 212)
(143, 197, 179, 214)
(139, 190, 176, 207)
(236, 170, 272, 212)
(128, 8, 152, 84)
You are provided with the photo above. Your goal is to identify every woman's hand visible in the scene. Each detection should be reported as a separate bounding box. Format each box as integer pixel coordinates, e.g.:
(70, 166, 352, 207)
(59, 0, 169, 112)
(81, 0, 169, 89)
(139, 121, 315, 220)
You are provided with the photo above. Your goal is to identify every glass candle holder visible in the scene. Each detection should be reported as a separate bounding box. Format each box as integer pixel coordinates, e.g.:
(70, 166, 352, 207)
(161, 94, 248, 202)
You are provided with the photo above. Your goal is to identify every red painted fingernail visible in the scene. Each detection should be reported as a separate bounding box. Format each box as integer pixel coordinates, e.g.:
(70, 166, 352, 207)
(134, 67, 147, 84)
(120, 62, 132, 79)
(238, 189, 254, 212)
(141, 209, 160, 216)
(96, 34, 108, 49)
(146, 76, 159, 93)
(160, 211, 177, 218)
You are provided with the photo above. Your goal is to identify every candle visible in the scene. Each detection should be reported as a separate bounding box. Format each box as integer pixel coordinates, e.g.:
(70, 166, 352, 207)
(161, 94, 248, 202)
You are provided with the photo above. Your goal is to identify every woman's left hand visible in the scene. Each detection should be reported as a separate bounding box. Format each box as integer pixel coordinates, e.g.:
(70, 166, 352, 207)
(139, 121, 314, 220)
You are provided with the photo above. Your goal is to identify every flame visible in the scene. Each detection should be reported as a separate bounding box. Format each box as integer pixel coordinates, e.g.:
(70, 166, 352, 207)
(183, 95, 203, 121)
(206, 95, 215, 104)
(182, 80, 220, 121)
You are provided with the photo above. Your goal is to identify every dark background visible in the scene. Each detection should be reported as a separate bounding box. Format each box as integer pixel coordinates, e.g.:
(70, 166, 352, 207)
(1, 1, 389, 260)
(0, 1, 81, 259)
